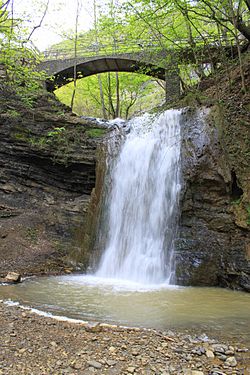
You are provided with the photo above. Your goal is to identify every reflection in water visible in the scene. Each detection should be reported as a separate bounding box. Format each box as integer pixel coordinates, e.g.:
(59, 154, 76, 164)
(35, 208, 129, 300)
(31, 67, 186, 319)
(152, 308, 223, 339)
(0, 275, 249, 342)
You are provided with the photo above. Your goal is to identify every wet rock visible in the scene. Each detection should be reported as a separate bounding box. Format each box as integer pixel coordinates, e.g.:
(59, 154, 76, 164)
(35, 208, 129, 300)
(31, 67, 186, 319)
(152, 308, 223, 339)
(5, 272, 21, 283)
(175, 108, 250, 290)
(85, 322, 102, 333)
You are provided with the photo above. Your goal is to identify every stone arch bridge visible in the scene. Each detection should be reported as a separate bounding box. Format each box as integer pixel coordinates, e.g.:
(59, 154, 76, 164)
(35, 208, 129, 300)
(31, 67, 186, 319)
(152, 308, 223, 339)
(38, 39, 237, 101)
(38, 50, 181, 101)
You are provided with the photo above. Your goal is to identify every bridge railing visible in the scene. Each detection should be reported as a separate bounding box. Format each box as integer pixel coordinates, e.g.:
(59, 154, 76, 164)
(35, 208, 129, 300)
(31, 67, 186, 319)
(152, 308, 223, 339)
(42, 35, 236, 61)
(42, 38, 163, 60)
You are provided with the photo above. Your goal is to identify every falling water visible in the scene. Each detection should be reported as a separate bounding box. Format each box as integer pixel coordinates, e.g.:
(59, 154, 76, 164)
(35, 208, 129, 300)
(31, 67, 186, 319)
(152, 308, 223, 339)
(96, 110, 181, 284)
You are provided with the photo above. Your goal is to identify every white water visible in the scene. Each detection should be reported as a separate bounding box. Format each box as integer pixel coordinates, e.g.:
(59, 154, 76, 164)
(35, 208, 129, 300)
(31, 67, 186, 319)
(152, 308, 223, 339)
(96, 110, 182, 284)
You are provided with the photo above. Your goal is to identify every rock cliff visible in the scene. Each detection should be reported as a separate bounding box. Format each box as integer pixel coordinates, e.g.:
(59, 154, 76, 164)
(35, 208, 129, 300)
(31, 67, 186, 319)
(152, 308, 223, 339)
(175, 108, 250, 291)
(0, 79, 108, 276)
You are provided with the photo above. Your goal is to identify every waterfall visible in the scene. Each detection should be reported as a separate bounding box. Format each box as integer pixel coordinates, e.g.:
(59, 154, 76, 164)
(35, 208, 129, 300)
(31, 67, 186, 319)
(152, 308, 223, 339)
(96, 110, 181, 284)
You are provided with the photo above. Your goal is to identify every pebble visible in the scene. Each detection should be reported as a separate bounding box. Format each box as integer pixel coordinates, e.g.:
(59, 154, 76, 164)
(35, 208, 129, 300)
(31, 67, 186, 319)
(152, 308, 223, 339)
(0, 301, 249, 375)
(127, 366, 136, 373)
(212, 344, 228, 354)
(217, 354, 227, 361)
(72, 361, 82, 370)
(106, 360, 117, 366)
(237, 347, 248, 352)
(225, 356, 237, 367)
(87, 360, 102, 369)
(205, 349, 214, 358)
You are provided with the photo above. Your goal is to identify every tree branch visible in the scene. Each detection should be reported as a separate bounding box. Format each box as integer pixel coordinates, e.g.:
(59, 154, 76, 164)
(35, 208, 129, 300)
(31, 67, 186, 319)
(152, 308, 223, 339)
(26, 0, 49, 42)
(244, 0, 250, 11)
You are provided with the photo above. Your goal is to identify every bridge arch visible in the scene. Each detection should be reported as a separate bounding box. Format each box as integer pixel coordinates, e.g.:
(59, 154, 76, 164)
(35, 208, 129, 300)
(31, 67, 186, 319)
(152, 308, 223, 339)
(44, 57, 167, 92)
(38, 52, 181, 101)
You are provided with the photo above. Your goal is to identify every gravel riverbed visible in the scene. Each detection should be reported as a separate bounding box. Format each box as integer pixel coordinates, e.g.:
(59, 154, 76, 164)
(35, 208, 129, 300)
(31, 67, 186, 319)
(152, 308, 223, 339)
(0, 301, 249, 375)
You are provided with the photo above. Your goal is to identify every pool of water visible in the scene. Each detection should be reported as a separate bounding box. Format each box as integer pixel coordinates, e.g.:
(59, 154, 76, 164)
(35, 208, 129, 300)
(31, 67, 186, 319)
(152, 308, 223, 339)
(0, 274, 249, 341)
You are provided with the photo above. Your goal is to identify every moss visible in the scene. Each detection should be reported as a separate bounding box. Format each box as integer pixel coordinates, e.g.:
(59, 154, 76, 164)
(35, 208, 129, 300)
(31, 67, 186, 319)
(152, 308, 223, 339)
(29, 137, 47, 148)
(85, 128, 107, 138)
(231, 200, 250, 229)
(12, 132, 29, 141)
(208, 103, 225, 140)
(25, 227, 38, 244)
(6, 109, 21, 118)
(247, 205, 250, 226)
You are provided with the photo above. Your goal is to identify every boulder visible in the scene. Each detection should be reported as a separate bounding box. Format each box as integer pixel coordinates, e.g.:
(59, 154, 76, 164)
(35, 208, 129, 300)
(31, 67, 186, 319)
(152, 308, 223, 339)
(5, 272, 21, 283)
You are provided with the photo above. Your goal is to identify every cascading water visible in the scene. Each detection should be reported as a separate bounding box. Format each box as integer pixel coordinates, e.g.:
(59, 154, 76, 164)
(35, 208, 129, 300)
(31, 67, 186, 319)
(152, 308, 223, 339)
(96, 109, 181, 284)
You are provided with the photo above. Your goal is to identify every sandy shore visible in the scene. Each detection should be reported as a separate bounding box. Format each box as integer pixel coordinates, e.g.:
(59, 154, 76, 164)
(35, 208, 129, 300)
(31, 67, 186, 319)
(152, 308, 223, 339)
(0, 300, 249, 375)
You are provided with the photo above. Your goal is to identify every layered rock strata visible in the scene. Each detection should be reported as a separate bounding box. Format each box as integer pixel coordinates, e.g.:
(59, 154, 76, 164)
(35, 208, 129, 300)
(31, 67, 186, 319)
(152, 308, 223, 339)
(0, 82, 107, 276)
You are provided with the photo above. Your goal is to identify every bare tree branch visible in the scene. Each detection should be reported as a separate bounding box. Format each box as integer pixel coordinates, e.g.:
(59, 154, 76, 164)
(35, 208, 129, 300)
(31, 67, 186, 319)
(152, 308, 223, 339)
(26, 0, 49, 42)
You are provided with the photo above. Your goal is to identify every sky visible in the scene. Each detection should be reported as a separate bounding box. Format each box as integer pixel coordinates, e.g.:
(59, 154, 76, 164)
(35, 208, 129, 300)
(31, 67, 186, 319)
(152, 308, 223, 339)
(14, 0, 95, 51)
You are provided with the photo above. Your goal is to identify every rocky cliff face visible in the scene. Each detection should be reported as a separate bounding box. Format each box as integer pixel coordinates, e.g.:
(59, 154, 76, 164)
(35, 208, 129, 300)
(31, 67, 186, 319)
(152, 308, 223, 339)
(175, 107, 250, 291)
(0, 80, 108, 277)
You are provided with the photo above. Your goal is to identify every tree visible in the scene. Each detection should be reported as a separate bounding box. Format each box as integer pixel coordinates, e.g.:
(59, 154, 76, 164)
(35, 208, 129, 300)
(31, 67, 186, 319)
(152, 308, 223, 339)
(0, 0, 48, 106)
(55, 72, 164, 119)
(182, 0, 250, 42)
(25, 0, 49, 44)
(0, 0, 11, 23)
(120, 0, 249, 92)
(71, 0, 81, 109)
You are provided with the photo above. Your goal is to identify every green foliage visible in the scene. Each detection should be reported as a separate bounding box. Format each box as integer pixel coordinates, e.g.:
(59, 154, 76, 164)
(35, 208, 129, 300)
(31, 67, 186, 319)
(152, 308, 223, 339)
(246, 205, 250, 225)
(0, 1, 46, 108)
(45, 0, 249, 106)
(85, 128, 107, 138)
(55, 72, 164, 119)
(231, 198, 242, 205)
(6, 109, 20, 118)
(29, 136, 47, 148)
(1, 43, 46, 108)
(47, 127, 66, 138)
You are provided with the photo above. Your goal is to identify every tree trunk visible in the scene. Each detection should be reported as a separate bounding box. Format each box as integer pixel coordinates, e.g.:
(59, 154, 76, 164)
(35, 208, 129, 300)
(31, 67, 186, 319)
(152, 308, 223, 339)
(71, 0, 80, 110)
(97, 74, 107, 119)
(115, 72, 120, 118)
(108, 72, 115, 119)
(228, 0, 246, 92)
(235, 18, 250, 42)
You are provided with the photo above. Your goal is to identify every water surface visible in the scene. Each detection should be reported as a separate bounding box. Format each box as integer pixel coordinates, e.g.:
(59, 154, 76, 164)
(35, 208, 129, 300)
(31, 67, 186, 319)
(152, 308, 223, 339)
(0, 274, 249, 343)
